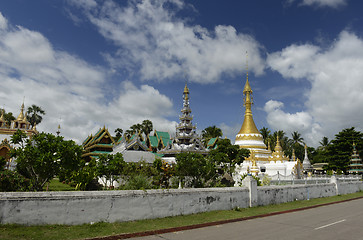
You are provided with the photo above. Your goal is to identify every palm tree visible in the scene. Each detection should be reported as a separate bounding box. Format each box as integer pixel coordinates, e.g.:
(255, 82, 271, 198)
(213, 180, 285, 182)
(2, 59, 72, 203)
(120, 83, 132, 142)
(141, 120, 153, 137)
(259, 127, 271, 146)
(114, 128, 123, 140)
(1, 109, 15, 126)
(291, 131, 304, 147)
(26, 105, 45, 127)
(319, 136, 330, 151)
(130, 123, 142, 134)
(201, 126, 223, 146)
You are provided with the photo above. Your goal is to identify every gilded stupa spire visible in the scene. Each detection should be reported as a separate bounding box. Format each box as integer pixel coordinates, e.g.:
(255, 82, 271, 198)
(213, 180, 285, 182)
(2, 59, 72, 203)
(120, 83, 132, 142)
(237, 52, 260, 135)
(16, 102, 25, 121)
(275, 135, 282, 152)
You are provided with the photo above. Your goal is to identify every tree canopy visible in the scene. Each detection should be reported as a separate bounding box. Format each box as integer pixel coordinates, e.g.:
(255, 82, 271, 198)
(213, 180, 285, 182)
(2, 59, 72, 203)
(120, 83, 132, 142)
(26, 104, 45, 127)
(201, 125, 223, 146)
(325, 127, 363, 173)
(11, 130, 82, 191)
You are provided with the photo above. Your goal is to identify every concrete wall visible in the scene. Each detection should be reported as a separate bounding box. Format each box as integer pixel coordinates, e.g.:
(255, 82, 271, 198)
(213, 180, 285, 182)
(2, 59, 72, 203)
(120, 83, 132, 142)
(0, 177, 362, 225)
(257, 183, 337, 206)
(0, 188, 249, 225)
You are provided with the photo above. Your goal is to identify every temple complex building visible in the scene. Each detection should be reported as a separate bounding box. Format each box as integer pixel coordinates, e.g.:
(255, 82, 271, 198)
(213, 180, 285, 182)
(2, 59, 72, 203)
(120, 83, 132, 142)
(159, 83, 207, 162)
(348, 143, 363, 174)
(234, 69, 298, 178)
(81, 126, 115, 161)
(0, 103, 37, 169)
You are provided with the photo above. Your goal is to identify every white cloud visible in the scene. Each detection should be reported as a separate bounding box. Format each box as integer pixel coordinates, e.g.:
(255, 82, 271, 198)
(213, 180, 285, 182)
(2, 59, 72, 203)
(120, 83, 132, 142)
(219, 122, 241, 143)
(266, 30, 363, 146)
(0, 12, 176, 143)
(287, 0, 347, 8)
(67, 0, 265, 83)
(0, 12, 7, 30)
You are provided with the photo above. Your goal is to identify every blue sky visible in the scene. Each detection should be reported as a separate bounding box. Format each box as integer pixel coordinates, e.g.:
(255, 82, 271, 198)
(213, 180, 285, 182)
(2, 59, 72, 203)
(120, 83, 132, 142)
(1, 0, 363, 147)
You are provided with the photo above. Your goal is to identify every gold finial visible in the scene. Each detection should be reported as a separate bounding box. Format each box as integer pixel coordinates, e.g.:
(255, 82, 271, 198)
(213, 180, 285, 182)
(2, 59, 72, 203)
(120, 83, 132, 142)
(183, 82, 189, 95)
(246, 51, 248, 82)
(183, 82, 189, 102)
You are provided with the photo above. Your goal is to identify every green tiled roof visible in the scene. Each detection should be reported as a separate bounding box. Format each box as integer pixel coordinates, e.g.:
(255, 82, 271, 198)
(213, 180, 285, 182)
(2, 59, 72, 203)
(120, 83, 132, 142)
(161, 137, 172, 146)
(116, 136, 123, 144)
(149, 136, 159, 147)
(207, 137, 218, 149)
(82, 135, 92, 146)
(92, 150, 112, 154)
(156, 131, 170, 140)
(207, 137, 217, 146)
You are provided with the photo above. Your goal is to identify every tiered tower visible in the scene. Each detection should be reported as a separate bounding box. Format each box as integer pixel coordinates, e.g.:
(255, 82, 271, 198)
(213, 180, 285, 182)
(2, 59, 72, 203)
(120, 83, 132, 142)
(158, 83, 206, 158)
(175, 83, 197, 148)
(348, 143, 363, 174)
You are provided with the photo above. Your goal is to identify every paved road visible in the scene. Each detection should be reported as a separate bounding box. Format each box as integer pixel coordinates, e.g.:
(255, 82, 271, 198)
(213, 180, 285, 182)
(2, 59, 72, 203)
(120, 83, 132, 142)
(129, 198, 363, 240)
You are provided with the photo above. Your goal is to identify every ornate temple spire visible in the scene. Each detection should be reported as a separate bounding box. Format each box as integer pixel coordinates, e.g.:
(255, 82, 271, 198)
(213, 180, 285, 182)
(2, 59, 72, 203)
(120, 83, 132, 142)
(270, 135, 289, 162)
(302, 144, 312, 172)
(236, 53, 260, 135)
(275, 136, 282, 152)
(348, 142, 363, 174)
(16, 102, 25, 121)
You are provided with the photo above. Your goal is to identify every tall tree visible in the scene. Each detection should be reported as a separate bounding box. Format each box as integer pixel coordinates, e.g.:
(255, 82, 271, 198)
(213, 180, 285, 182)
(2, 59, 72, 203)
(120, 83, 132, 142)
(130, 123, 142, 135)
(319, 137, 330, 151)
(201, 125, 223, 146)
(291, 131, 304, 147)
(26, 105, 45, 127)
(11, 131, 82, 191)
(259, 127, 271, 146)
(326, 127, 363, 173)
(114, 128, 123, 140)
(175, 153, 215, 188)
(141, 120, 153, 137)
(208, 139, 250, 175)
(0, 109, 15, 126)
(291, 131, 304, 159)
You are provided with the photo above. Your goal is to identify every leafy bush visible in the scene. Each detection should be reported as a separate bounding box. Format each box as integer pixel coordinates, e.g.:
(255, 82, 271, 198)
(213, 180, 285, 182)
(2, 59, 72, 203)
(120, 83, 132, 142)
(0, 170, 31, 191)
(120, 175, 152, 190)
(261, 175, 271, 186)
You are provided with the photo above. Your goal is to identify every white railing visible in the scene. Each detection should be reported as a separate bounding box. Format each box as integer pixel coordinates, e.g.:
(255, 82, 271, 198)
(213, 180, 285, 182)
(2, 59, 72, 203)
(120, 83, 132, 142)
(258, 173, 361, 185)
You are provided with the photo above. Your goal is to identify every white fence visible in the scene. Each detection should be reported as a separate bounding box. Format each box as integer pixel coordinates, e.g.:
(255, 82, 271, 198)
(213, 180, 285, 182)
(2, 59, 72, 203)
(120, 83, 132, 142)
(262, 173, 361, 185)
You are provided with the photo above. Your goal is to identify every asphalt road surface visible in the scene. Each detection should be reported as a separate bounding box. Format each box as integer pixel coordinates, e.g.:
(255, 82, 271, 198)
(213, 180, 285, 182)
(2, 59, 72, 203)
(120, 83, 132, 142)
(128, 198, 363, 240)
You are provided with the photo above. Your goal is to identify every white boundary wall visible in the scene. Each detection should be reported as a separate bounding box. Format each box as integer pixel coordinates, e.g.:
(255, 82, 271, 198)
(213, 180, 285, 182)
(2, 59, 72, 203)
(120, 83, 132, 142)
(0, 176, 362, 225)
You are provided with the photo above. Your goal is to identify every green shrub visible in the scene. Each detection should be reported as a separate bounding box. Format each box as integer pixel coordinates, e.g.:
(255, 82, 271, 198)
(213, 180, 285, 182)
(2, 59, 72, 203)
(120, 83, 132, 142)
(120, 175, 152, 190)
(0, 170, 31, 191)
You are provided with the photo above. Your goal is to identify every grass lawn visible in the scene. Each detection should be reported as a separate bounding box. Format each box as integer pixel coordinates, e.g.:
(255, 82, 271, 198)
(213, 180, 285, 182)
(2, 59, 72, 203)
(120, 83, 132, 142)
(43, 178, 75, 191)
(0, 191, 362, 240)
